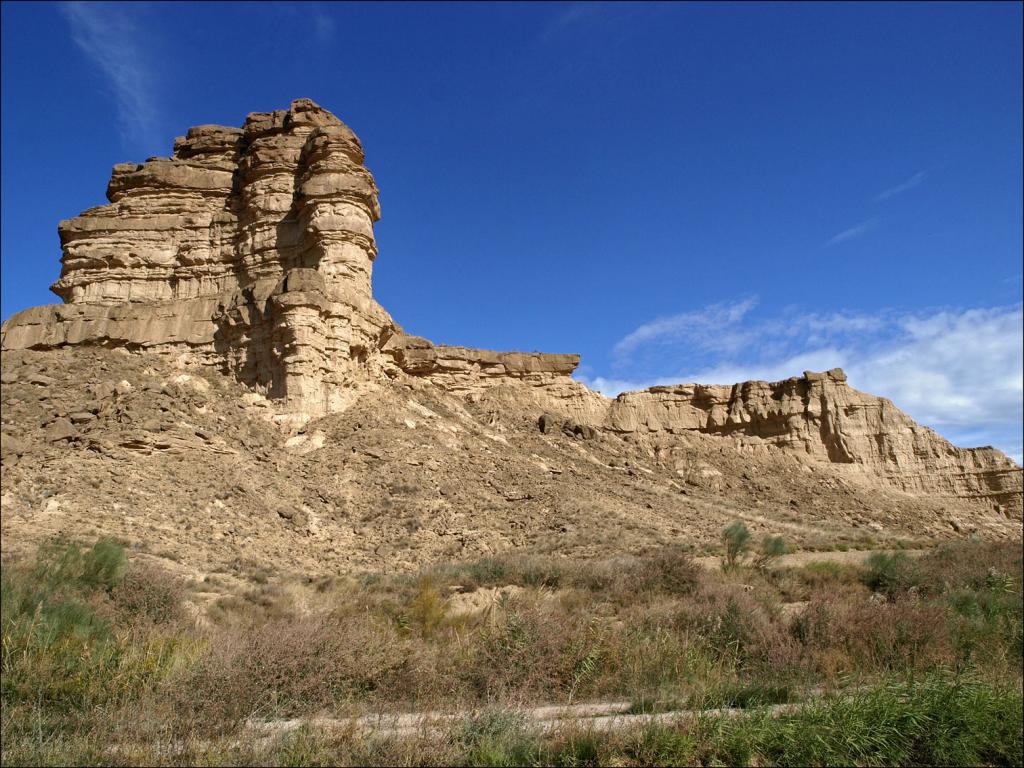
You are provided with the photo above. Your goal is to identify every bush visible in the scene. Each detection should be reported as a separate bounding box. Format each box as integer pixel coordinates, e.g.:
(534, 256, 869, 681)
(751, 675, 1023, 766)
(607, 547, 701, 600)
(32, 536, 128, 594)
(863, 551, 915, 594)
(178, 615, 406, 729)
(458, 709, 537, 767)
(694, 679, 793, 709)
(2, 538, 1022, 764)
(0, 538, 177, 717)
(622, 724, 697, 766)
(405, 575, 448, 639)
(722, 522, 752, 571)
(754, 536, 788, 571)
(110, 566, 185, 626)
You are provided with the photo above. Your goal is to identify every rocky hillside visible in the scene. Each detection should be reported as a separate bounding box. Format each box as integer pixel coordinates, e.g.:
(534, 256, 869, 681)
(1, 99, 1020, 577)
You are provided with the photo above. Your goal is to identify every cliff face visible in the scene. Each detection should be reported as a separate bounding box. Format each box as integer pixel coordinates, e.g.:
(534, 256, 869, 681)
(1, 99, 1020, 517)
(598, 369, 1021, 513)
(0, 99, 572, 418)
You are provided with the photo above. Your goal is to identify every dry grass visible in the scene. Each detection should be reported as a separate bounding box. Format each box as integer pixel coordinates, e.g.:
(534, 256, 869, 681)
(2, 535, 1021, 765)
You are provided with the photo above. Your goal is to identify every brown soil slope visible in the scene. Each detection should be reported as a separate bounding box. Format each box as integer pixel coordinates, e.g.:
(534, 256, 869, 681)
(1, 346, 1018, 579)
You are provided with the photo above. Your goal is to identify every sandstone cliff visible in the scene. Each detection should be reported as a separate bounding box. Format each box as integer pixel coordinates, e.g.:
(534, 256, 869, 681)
(0, 99, 574, 420)
(599, 369, 1020, 512)
(2, 99, 1020, 521)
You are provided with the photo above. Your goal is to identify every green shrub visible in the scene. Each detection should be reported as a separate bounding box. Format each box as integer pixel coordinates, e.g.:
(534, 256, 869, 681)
(0, 538, 177, 717)
(2, 539, 1022, 765)
(622, 724, 696, 766)
(863, 551, 914, 594)
(753, 675, 1023, 766)
(30, 537, 128, 595)
(542, 729, 604, 767)
(722, 521, 752, 571)
(798, 560, 844, 583)
(694, 679, 793, 709)
(270, 725, 334, 767)
(754, 536, 788, 571)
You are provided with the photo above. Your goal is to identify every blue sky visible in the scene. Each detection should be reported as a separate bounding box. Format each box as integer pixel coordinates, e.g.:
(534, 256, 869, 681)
(2, 2, 1021, 460)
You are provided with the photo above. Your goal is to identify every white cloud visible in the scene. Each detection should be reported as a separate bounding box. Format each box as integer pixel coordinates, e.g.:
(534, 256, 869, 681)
(579, 300, 1024, 461)
(825, 219, 877, 247)
(612, 297, 759, 361)
(61, 2, 161, 151)
(539, 2, 600, 42)
(875, 170, 926, 202)
(312, 9, 336, 43)
(848, 307, 1024, 430)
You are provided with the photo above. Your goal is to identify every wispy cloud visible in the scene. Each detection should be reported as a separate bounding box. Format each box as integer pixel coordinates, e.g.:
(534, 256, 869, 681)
(60, 2, 161, 151)
(579, 300, 1024, 461)
(539, 2, 601, 42)
(612, 297, 759, 360)
(875, 170, 926, 202)
(825, 218, 877, 247)
(311, 7, 336, 44)
(538, 1, 665, 45)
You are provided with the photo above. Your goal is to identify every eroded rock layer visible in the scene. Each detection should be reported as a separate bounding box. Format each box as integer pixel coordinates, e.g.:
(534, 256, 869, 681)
(597, 369, 1021, 512)
(1, 99, 574, 418)
(1, 99, 1020, 518)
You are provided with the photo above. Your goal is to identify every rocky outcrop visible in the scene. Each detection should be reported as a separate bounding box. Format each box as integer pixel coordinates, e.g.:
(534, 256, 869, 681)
(599, 369, 1022, 514)
(381, 333, 581, 392)
(1, 99, 1019, 516)
(1, 99, 574, 418)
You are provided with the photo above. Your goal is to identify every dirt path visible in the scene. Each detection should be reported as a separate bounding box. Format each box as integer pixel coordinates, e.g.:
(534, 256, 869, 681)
(247, 701, 634, 740)
(245, 688, 850, 741)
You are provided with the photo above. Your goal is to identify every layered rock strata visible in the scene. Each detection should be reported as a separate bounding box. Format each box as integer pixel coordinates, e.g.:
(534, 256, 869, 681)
(599, 369, 1021, 512)
(2, 99, 1020, 514)
(1, 99, 572, 416)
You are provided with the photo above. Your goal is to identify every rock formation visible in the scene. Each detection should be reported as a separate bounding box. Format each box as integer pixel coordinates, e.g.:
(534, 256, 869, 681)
(0, 99, 576, 419)
(601, 369, 1021, 511)
(2, 99, 1020, 517)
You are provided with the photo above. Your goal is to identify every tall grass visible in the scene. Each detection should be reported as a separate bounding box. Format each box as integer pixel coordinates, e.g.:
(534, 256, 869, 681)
(0, 538, 183, 717)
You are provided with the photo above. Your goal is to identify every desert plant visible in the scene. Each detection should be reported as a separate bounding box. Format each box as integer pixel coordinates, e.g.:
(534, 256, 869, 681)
(567, 621, 605, 704)
(747, 674, 1023, 766)
(693, 679, 793, 709)
(622, 723, 697, 766)
(863, 551, 914, 594)
(405, 575, 448, 639)
(722, 521, 752, 571)
(3, 539, 1023, 765)
(0, 538, 177, 717)
(111, 566, 185, 625)
(753, 535, 788, 571)
(458, 709, 537, 767)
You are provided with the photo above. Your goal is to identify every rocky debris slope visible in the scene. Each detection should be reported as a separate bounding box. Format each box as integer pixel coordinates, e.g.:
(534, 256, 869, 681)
(1, 348, 1017, 578)
(1, 99, 1020, 549)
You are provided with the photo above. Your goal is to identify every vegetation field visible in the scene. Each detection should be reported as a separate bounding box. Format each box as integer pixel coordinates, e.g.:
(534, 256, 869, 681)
(1, 530, 1021, 766)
